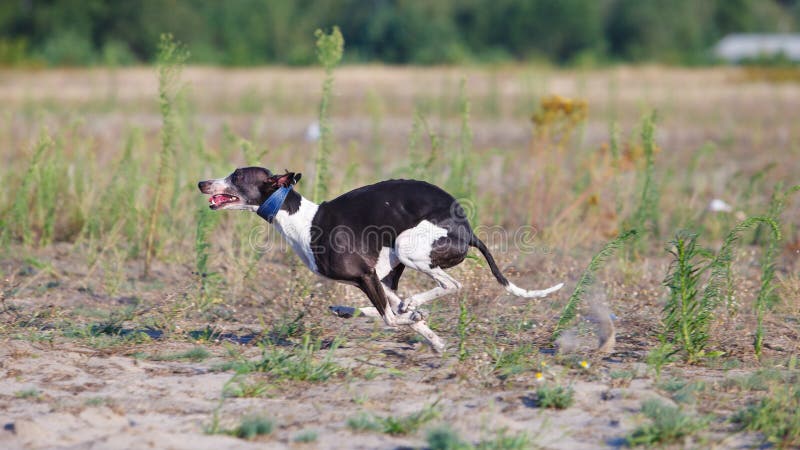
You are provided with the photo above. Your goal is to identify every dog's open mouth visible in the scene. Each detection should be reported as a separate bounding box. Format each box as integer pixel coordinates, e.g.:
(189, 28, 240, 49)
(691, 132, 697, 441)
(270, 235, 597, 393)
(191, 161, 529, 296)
(209, 194, 239, 209)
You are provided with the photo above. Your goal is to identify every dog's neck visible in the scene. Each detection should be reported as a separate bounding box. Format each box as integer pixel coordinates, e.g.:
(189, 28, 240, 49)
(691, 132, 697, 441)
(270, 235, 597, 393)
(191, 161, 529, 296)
(260, 190, 319, 273)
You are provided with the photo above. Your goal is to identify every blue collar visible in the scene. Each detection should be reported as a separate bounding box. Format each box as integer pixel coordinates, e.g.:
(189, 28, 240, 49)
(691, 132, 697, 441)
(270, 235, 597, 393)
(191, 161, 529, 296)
(256, 186, 293, 223)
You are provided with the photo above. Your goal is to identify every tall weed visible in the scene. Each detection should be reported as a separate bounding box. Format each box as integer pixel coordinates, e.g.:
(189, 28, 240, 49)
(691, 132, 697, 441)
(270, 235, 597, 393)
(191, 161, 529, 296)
(401, 109, 439, 180)
(195, 206, 220, 309)
(2, 132, 53, 248)
(143, 34, 188, 277)
(627, 112, 661, 251)
(311, 26, 344, 203)
(661, 216, 780, 363)
(83, 128, 142, 255)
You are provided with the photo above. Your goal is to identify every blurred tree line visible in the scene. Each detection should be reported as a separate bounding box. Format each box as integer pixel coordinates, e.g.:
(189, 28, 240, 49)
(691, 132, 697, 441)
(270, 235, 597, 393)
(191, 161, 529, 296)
(1, 0, 799, 66)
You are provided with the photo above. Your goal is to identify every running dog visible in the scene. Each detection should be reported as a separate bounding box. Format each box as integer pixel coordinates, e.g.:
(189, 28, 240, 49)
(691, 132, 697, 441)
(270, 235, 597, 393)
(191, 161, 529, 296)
(198, 167, 563, 352)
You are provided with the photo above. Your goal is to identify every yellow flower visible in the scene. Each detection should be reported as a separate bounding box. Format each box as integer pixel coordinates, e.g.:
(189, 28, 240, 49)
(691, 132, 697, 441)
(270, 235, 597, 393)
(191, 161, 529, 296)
(540, 361, 547, 368)
(579, 360, 590, 369)
(535, 372, 544, 382)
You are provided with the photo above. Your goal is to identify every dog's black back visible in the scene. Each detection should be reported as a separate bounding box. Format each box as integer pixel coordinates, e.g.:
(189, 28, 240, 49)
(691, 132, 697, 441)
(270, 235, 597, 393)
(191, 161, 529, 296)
(310, 179, 471, 282)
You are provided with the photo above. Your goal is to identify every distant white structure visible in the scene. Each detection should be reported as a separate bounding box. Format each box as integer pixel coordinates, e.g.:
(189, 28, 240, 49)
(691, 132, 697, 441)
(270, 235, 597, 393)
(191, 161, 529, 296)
(714, 34, 800, 62)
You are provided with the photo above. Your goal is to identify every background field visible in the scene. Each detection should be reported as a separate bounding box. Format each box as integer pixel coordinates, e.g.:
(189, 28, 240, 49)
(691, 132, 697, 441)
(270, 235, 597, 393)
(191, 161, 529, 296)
(1, 65, 799, 449)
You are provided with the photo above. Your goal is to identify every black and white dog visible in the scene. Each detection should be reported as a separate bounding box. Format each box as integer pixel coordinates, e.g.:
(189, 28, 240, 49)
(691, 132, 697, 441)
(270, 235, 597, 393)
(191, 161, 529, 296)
(198, 167, 562, 352)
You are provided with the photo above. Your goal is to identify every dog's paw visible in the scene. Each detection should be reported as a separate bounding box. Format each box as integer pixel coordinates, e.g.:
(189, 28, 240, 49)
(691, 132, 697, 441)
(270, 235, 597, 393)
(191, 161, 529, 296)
(409, 310, 426, 322)
(429, 338, 446, 354)
(329, 305, 356, 319)
(399, 299, 416, 313)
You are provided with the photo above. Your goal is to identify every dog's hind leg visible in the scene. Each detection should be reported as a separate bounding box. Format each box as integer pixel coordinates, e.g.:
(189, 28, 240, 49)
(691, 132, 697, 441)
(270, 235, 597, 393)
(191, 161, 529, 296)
(399, 267, 462, 312)
(395, 225, 467, 312)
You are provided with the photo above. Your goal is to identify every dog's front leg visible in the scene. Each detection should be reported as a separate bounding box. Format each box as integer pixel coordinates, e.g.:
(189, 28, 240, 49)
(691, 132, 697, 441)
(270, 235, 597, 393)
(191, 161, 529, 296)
(328, 306, 445, 353)
(328, 305, 423, 323)
(329, 278, 405, 319)
(328, 305, 380, 319)
(409, 321, 445, 353)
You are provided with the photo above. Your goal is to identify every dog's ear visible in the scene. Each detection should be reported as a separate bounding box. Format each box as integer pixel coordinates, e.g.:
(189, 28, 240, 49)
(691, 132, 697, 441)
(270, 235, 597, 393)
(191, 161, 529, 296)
(273, 171, 300, 188)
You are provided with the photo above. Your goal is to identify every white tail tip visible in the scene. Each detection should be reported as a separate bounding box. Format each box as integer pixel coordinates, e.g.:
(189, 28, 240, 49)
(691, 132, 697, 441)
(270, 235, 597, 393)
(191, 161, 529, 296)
(506, 282, 564, 298)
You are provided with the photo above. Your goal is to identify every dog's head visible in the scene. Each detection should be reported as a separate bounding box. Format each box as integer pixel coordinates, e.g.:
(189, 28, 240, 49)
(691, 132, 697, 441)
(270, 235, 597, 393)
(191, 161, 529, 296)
(198, 167, 302, 210)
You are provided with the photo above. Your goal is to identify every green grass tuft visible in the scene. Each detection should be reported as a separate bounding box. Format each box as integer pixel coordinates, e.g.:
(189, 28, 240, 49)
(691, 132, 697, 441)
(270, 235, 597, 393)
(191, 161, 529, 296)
(734, 385, 800, 448)
(427, 427, 471, 450)
(233, 414, 273, 440)
(293, 429, 318, 443)
(14, 388, 41, 399)
(378, 403, 440, 435)
(223, 375, 271, 398)
(626, 399, 708, 446)
(221, 335, 343, 382)
(427, 427, 531, 450)
(536, 384, 574, 409)
(347, 402, 440, 435)
(346, 412, 382, 433)
(149, 346, 211, 362)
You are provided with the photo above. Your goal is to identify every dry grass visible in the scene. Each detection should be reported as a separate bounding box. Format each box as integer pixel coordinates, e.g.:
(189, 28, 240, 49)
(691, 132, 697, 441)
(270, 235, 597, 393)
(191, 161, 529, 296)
(0, 65, 798, 448)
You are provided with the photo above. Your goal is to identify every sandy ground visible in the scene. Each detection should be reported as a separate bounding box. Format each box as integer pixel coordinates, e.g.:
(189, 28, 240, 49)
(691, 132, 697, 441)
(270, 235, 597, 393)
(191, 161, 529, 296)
(0, 340, 698, 450)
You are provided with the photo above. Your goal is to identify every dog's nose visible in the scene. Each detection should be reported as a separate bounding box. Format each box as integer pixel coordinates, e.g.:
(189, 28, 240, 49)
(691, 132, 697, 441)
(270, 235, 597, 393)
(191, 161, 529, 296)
(198, 180, 210, 192)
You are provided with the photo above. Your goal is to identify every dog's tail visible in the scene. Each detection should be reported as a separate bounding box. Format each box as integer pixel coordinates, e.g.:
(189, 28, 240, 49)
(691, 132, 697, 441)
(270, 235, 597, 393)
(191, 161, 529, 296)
(469, 235, 563, 298)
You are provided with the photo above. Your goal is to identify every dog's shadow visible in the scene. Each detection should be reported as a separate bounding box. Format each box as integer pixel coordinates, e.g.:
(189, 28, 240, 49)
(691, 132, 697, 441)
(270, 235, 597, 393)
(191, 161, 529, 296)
(186, 328, 261, 345)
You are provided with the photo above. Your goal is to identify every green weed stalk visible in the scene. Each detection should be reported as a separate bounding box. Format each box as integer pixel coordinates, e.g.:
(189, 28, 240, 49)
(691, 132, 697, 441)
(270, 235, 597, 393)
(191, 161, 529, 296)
(403, 109, 439, 180)
(83, 128, 141, 252)
(3, 132, 53, 248)
(195, 205, 220, 308)
(705, 216, 780, 314)
(143, 34, 188, 277)
(750, 184, 797, 356)
(755, 184, 795, 356)
(553, 229, 637, 338)
(36, 139, 62, 246)
(311, 26, 343, 203)
(609, 121, 623, 219)
(661, 216, 780, 363)
(662, 230, 714, 363)
(627, 112, 661, 253)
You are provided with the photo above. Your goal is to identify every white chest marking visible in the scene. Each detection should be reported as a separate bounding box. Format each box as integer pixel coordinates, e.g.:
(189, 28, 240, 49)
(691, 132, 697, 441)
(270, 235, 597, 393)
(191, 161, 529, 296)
(395, 220, 448, 271)
(272, 197, 319, 273)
